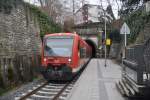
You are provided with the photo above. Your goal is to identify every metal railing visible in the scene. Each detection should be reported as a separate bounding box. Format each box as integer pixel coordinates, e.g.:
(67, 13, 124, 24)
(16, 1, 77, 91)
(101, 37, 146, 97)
(123, 38, 150, 85)
(144, 39, 150, 73)
(123, 45, 145, 85)
(0, 54, 41, 87)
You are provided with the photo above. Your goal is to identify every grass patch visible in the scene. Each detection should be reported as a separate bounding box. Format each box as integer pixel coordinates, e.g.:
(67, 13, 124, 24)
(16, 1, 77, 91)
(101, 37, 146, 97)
(0, 86, 14, 96)
(0, 76, 42, 96)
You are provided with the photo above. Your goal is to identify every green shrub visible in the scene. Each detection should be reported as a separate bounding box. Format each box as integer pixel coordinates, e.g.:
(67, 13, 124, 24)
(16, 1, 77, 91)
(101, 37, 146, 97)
(24, 3, 62, 38)
(109, 29, 121, 42)
(0, 1, 62, 37)
(0, 0, 23, 14)
(7, 65, 14, 81)
(124, 8, 150, 43)
(0, 66, 3, 87)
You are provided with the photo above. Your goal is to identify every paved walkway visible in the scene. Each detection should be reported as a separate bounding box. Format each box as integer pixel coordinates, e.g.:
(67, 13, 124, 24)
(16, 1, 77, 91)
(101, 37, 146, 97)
(67, 59, 125, 100)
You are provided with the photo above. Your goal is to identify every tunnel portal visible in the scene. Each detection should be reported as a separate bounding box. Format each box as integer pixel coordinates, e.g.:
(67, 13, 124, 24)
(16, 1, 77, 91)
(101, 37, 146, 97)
(85, 39, 97, 58)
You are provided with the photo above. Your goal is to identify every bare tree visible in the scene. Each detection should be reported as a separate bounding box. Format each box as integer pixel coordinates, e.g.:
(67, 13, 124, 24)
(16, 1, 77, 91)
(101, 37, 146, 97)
(38, 0, 63, 23)
(38, 0, 45, 7)
(37, 0, 89, 25)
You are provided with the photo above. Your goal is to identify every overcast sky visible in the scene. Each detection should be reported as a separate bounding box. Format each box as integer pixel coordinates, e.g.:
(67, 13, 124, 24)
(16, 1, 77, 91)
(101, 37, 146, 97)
(24, 0, 122, 19)
(88, 0, 122, 18)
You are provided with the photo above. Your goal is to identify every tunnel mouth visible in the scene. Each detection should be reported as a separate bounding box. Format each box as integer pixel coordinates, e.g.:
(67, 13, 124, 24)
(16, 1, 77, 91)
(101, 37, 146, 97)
(85, 39, 96, 58)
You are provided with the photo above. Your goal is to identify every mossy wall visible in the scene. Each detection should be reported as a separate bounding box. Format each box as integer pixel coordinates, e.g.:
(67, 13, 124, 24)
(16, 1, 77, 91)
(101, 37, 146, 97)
(124, 7, 150, 44)
(0, 65, 3, 87)
(0, 0, 23, 13)
(24, 3, 62, 37)
(0, 0, 62, 38)
(0, 1, 62, 92)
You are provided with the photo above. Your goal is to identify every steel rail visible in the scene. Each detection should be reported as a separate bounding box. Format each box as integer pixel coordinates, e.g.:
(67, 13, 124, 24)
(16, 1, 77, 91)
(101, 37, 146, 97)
(18, 59, 91, 100)
(52, 83, 70, 100)
(19, 81, 48, 100)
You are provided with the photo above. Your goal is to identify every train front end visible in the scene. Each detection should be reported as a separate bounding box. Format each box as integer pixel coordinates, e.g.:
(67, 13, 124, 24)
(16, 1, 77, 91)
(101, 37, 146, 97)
(41, 34, 75, 81)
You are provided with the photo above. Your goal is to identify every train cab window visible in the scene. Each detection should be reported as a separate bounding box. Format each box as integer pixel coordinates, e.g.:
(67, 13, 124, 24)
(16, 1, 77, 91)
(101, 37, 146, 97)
(44, 36, 74, 57)
(80, 47, 86, 58)
(78, 42, 80, 58)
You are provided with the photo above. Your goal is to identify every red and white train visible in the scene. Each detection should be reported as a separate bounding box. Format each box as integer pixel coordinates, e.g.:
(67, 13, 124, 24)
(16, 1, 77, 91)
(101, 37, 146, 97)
(40, 33, 92, 81)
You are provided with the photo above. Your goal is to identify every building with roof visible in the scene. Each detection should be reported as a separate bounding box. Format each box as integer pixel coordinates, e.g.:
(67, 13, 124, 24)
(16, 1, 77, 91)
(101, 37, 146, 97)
(74, 4, 114, 25)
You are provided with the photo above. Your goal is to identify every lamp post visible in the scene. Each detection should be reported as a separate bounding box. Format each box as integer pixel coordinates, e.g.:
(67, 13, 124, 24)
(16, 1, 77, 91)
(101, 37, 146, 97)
(104, 10, 107, 67)
(99, 0, 107, 67)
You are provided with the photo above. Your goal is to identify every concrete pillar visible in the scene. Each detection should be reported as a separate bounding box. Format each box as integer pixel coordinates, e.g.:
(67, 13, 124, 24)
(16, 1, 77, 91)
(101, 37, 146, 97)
(1, 58, 8, 87)
(0, 58, 4, 87)
(11, 58, 19, 83)
(14, 55, 23, 83)
(146, 1, 150, 12)
(28, 56, 33, 81)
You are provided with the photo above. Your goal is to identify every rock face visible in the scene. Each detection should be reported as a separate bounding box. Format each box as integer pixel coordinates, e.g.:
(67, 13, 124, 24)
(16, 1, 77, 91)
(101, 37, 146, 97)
(109, 43, 121, 58)
(136, 21, 150, 44)
(0, 5, 41, 87)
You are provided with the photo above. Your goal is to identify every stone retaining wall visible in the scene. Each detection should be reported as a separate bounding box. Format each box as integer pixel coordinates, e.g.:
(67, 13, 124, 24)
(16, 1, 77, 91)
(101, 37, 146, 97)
(0, 4, 41, 87)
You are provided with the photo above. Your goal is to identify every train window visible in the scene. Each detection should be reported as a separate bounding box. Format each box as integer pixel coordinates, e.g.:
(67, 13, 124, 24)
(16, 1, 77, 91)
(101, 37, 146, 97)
(80, 47, 86, 58)
(80, 48, 82, 58)
(78, 42, 80, 58)
(83, 48, 86, 57)
(44, 37, 74, 57)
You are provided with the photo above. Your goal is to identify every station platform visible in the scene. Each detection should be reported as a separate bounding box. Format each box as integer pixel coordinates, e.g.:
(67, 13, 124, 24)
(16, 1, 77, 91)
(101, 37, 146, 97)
(67, 59, 125, 100)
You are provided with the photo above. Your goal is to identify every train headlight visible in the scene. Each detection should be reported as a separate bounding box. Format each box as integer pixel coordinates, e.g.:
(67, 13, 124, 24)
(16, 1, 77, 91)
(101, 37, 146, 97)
(68, 58, 71, 62)
(44, 58, 47, 62)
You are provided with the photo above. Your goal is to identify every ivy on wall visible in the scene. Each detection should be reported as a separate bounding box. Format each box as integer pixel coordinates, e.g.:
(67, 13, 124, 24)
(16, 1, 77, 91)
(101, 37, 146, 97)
(0, 65, 3, 87)
(0, 0, 23, 14)
(24, 3, 62, 38)
(0, 1, 62, 91)
(0, 0, 62, 37)
(124, 7, 150, 43)
(109, 29, 121, 42)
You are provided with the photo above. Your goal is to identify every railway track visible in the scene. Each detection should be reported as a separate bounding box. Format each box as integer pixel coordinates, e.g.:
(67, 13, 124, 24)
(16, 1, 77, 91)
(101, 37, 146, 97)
(14, 59, 91, 100)
(14, 69, 83, 100)
(15, 81, 75, 100)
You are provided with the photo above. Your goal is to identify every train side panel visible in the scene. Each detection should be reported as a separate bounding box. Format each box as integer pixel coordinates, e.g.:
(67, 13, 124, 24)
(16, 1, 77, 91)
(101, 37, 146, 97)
(72, 37, 92, 73)
(71, 35, 79, 69)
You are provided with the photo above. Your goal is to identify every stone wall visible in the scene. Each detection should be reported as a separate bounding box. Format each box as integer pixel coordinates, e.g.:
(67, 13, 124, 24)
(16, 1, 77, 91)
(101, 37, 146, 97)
(0, 4, 41, 87)
(109, 43, 121, 58)
(136, 21, 150, 44)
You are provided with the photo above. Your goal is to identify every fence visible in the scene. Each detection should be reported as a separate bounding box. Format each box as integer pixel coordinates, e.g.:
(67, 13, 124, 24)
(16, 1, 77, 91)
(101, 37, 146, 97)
(144, 39, 150, 73)
(0, 53, 41, 87)
(123, 38, 150, 86)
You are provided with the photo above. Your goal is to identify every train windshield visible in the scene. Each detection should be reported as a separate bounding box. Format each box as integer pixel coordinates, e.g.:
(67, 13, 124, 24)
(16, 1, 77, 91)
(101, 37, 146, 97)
(44, 36, 74, 57)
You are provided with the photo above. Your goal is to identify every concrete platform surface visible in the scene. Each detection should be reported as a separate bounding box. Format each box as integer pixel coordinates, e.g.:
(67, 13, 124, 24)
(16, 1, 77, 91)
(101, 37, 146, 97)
(67, 59, 125, 100)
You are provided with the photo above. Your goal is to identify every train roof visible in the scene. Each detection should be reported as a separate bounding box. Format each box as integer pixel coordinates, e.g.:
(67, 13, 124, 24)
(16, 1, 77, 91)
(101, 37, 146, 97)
(44, 33, 79, 37)
(44, 33, 90, 48)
